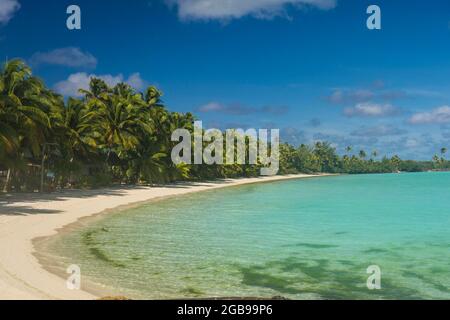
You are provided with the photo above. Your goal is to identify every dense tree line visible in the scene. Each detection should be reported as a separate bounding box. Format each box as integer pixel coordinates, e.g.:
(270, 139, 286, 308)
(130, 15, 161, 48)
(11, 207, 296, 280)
(279, 143, 449, 175)
(0, 60, 448, 192)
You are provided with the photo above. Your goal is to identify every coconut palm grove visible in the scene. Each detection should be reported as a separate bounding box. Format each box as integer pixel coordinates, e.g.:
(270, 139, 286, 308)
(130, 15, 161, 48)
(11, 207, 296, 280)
(0, 60, 449, 192)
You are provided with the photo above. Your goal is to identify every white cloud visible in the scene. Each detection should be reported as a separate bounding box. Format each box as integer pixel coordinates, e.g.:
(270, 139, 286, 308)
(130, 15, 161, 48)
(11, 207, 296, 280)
(0, 0, 20, 24)
(54, 72, 147, 97)
(197, 101, 224, 112)
(30, 47, 97, 68)
(197, 101, 257, 115)
(167, 0, 336, 21)
(126, 73, 146, 91)
(344, 103, 401, 118)
(409, 106, 450, 125)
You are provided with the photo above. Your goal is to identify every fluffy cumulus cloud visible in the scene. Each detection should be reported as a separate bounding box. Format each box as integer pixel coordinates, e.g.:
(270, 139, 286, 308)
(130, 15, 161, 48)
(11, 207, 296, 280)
(344, 103, 402, 118)
(384, 133, 443, 160)
(126, 72, 146, 91)
(166, 0, 336, 21)
(409, 106, 450, 125)
(30, 47, 97, 68)
(0, 0, 20, 24)
(54, 72, 146, 97)
(197, 101, 224, 112)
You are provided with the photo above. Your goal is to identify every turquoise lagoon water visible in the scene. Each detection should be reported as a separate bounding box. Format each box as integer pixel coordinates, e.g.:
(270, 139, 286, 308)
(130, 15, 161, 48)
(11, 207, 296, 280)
(41, 172, 450, 299)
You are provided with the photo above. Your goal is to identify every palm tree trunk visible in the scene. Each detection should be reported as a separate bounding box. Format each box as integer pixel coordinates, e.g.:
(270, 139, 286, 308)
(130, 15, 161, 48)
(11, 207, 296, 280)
(3, 169, 12, 193)
(40, 144, 47, 193)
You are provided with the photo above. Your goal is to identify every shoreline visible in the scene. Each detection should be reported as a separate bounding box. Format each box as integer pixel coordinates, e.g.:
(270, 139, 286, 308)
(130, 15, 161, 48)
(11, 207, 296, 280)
(0, 174, 332, 300)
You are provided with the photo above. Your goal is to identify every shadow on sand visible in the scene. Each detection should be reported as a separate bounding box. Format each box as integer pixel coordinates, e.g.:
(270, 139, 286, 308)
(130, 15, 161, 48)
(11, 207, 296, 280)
(0, 179, 246, 216)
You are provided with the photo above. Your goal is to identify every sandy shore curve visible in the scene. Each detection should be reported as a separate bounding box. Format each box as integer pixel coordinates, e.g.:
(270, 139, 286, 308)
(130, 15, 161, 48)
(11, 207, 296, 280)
(0, 174, 331, 300)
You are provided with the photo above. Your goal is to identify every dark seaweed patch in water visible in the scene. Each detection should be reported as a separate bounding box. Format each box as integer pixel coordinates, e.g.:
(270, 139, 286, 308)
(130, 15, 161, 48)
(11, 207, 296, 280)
(362, 248, 390, 254)
(402, 271, 450, 293)
(337, 260, 358, 267)
(82, 228, 125, 268)
(430, 267, 448, 274)
(88, 247, 125, 268)
(82, 230, 97, 246)
(279, 258, 331, 280)
(237, 257, 423, 299)
(239, 267, 303, 295)
(287, 243, 339, 249)
(181, 287, 204, 296)
(425, 242, 450, 248)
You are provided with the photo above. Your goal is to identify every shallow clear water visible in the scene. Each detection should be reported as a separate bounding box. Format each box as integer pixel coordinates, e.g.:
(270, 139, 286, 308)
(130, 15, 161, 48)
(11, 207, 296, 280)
(42, 172, 450, 299)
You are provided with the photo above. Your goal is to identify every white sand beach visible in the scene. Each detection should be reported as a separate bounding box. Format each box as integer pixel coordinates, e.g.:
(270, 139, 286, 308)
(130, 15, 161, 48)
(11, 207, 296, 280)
(0, 174, 329, 300)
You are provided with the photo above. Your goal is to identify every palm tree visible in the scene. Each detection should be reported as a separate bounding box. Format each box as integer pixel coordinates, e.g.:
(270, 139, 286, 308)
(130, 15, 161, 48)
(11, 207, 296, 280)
(441, 148, 448, 169)
(79, 77, 110, 99)
(86, 90, 144, 152)
(0, 106, 19, 158)
(359, 150, 367, 160)
(370, 150, 378, 162)
(0, 59, 52, 191)
(391, 155, 401, 171)
(144, 86, 164, 108)
(4, 58, 450, 191)
(313, 141, 339, 173)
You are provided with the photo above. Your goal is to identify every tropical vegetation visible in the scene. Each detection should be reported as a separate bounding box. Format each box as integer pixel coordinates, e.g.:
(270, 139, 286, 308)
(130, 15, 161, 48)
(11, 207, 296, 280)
(0, 60, 448, 192)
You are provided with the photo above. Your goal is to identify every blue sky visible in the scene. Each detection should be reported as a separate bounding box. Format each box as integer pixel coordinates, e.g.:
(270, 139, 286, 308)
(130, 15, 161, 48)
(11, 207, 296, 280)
(1, 0, 450, 159)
